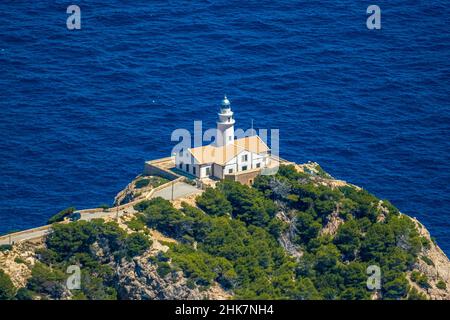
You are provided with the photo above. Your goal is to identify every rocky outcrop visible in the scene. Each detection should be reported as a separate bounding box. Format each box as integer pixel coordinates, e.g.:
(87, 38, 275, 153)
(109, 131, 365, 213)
(408, 218, 450, 299)
(1, 161, 450, 300)
(114, 175, 164, 206)
(113, 218, 231, 300)
(277, 210, 303, 261)
(116, 251, 231, 300)
(320, 205, 344, 237)
(114, 175, 143, 206)
(0, 241, 39, 288)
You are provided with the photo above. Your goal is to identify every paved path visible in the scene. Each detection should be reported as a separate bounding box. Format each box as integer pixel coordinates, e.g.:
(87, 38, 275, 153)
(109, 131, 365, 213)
(0, 228, 51, 245)
(0, 181, 201, 245)
(0, 206, 137, 246)
(152, 181, 201, 200)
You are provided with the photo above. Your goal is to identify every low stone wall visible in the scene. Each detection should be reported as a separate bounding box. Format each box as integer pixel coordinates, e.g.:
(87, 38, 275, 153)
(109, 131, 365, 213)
(77, 208, 104, 214)
(144, 157, 180, 180)
(269, 154, 294, 165)
(0, 177, 187, 244)
(224, 168, 262, 185)
(78, 177, 185, 216)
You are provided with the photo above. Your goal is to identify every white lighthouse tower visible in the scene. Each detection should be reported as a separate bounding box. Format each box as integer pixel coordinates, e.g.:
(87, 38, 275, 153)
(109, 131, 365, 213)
(216, 95, 235, 147)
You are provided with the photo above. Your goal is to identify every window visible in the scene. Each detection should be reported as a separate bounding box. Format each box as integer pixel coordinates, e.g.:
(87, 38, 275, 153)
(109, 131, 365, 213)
(205, 167, 211, 176)
(256, 162, 261, 168)
(179, 162, 183, 169)
(193, 166, 196, 175)
(242, 154, 248, 162)
(242, 165, 248, 171)
(185, 164, 189, 172)
(179, 149, 183, 156)
(228, 168, 233, 174)
(228, 136, 232, 141)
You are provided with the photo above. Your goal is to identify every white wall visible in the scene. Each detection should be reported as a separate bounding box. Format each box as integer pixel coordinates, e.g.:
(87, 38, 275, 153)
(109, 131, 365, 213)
(224, 164, 236, 175)
(175, 149, 269, 179)
(175, 151, 200, 177)
(225, 150, 267, 172)
(199, 165, 212, 178)
(213, 163, 224, 179)
(251, 153, 266, 169)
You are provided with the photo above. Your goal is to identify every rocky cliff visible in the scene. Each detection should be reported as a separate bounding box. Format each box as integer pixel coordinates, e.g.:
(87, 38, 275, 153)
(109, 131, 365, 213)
(116, 252, 230, 300)
(1, 162, 449, 300)
(408, 218, 450, 299)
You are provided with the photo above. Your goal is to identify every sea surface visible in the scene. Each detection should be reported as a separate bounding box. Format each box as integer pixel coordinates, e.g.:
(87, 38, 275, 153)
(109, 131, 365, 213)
(0, 1, 449, 254)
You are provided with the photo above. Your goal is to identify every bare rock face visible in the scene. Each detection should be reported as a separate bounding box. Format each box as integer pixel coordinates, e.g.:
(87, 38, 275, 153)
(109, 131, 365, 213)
(277, 210, 303, 261)
(116, 251, 231, 300)
(295, 162, 349, 189)
(2, 161, 449, 301)
(409, 218, 450, 299)
(320, 211, 344, 237)
(0, 241, 38, 288)
(114, 176, 141, 206)
(114, 175, 167, 206)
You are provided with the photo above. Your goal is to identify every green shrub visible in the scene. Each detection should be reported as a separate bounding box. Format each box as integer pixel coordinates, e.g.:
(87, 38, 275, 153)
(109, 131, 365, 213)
(0, 269, 15, 300)
(313, 164, 332, 178)
(410, 271, 430, 289)
(0, 244, 12, 252)
(27, 263, 66, 299)
(14, 287, 34, 300)
(99, 204, 110, 211)
(295, 211, 321, 244)
(47, 207, 76, 224)
(436, 280, 446, 290)
(134, 200, 153, 212)
(135, 178, 150, 189)
(382, 200, 400, 216)
(196, 187, 232, 217)
(45, 219, 152, 263)
(168, 244, 236, 289)
(26, 164, 436, 300)
(408, 287, 427, 300)
(421, 255, 434, 266)
(157, 262, 171, 278)
(218, 180, 277, 228)
(71, 291, 88, 300)
(31, 219, 149, 299)
(135, 176, 169, 189)
(124, 233, 151, 258)
(14, 257, 26, 264)
(0, 230, 20, 237)
(125, 215, 147, 232)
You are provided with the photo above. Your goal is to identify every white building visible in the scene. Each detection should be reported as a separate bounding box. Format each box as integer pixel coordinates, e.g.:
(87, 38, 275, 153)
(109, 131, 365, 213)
(175, 96, 271, 184)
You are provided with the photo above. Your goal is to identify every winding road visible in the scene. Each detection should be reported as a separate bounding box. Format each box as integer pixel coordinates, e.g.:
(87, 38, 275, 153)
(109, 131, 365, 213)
(0, 181, 201, 245)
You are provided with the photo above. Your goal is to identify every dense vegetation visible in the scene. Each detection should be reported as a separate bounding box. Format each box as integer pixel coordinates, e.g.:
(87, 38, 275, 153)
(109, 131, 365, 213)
(135, 176, 169, 189)
(7, 220, 151, 300)
(47, 207, 76, 224)
(1, 165, 430, 300)
(0, 270, 15, 300)
(254, 166, 426, 299)
(136, 165, 427, 299)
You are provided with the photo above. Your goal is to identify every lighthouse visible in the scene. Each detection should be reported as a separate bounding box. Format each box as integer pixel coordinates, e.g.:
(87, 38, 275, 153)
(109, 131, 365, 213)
(174, 95, 270, 184)
(216, 95, 235, 147)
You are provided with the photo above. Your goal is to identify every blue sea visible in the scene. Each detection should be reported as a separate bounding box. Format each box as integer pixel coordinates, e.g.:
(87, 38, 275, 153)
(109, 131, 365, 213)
(0, 1, 449, 254)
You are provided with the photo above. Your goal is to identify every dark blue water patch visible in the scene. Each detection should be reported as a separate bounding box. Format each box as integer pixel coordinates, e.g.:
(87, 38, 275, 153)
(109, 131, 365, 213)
(0, 1, 449, 254)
